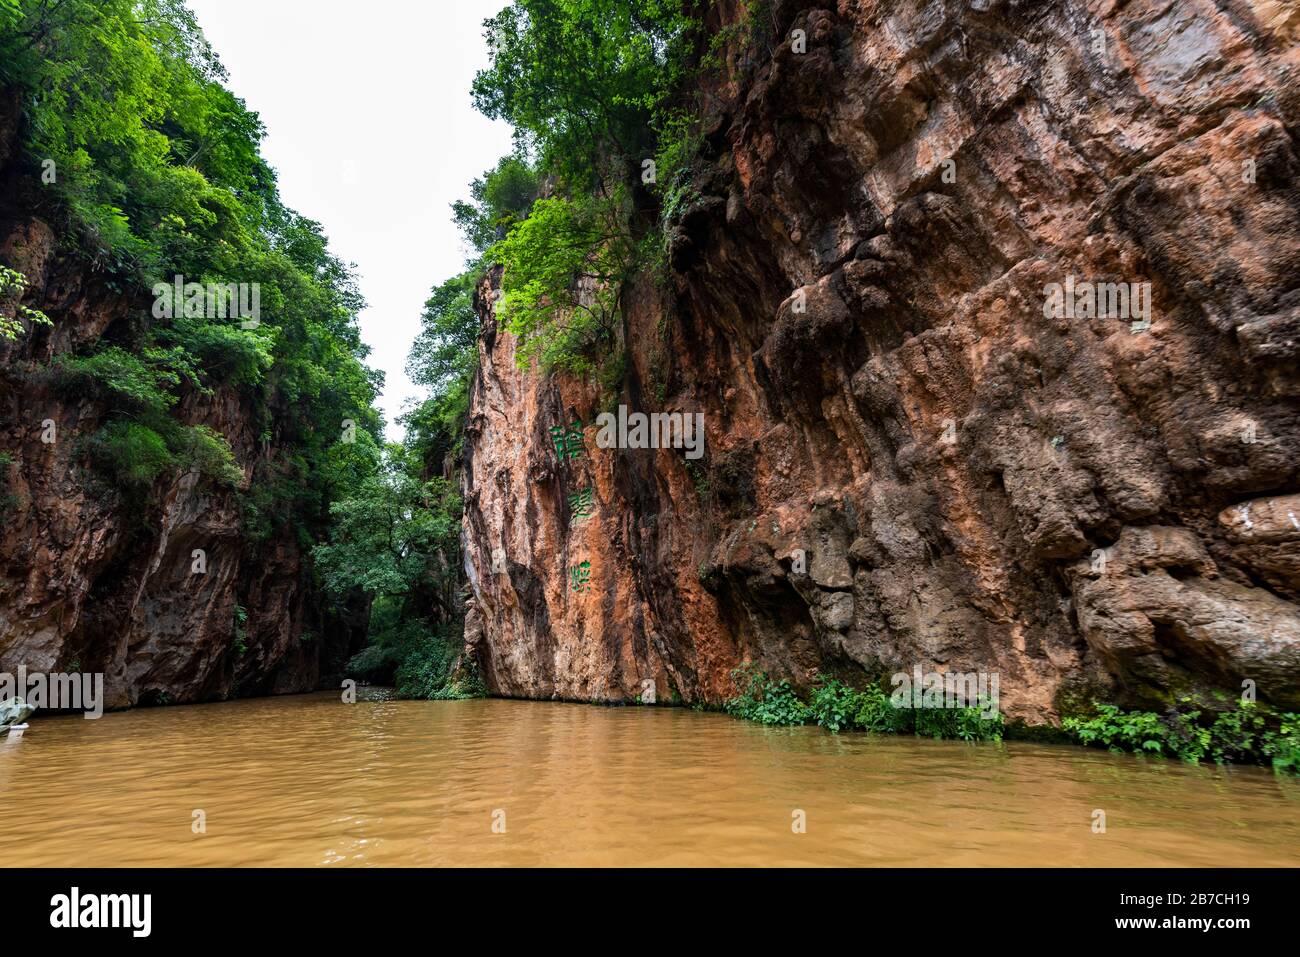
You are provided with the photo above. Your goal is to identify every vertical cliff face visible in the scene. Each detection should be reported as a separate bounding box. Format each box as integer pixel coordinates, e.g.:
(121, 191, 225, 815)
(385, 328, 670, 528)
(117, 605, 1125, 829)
(0, 98, 365, 709)
(461, 0, 1300, 722)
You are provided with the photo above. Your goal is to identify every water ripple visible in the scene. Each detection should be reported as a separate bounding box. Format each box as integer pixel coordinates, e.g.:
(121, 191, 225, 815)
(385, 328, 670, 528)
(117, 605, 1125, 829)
(1, 695, 1296, 866)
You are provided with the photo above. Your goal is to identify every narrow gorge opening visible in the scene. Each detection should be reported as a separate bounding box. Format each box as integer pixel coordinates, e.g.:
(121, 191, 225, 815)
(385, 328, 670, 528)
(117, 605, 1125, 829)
(0, 0, 1298, 881)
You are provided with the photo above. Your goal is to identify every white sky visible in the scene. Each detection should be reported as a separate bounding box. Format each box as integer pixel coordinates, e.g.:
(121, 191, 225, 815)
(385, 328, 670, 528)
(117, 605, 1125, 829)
(188, 0, 515, 441)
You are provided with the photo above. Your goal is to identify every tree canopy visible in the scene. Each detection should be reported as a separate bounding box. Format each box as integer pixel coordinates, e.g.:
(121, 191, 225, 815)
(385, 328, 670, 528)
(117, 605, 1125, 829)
(468, 0, 700, 373)
(472, 0, 695, 190)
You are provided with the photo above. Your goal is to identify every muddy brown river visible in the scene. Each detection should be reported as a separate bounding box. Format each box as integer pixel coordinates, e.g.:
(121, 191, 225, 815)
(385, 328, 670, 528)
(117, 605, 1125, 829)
(1, 692, 1297, 866)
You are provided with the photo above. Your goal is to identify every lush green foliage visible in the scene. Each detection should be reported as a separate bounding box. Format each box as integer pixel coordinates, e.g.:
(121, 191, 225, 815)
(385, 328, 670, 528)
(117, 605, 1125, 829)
(851, 684, 913, 734)
(726, 670, 1005, 743)
(472, 0, 695, 190)
(808, 677, 859, 732)
(493, 189, 649, 373)
(60, 349, 244, 490)
(0, 266, 52, 338)
(725, 665, 810, 726)
(1063, 700, 1300, 773)
(1, 0, 383, 543)
(345, 616, 483, 701)
(1269, 712, 1300, 775)
(314, 445, 481, 699)
(1, 0, 260, 275)
(177, 425, 244, 486)
(393, 626, 487, 700)
(55, 346, 179, 415)
(913, 701, 1003, 742)
(407, 271, 480, 396)
(84, 421, 177, 488)
(451, 153, 540, 256)
(313, 446, 461, 604)
(402, 271, 481, 464)
(469, 0, 703, 375)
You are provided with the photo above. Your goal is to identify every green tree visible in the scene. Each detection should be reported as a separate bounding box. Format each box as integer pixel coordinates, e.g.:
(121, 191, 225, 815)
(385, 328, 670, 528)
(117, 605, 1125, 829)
(491, 187, 646, 373)
(469, 0, 701, 376)
(313, 445, 461, 620)
(472, 0, 695, 190)
(407, 271, 480, 397)
(451, 153, 540, 257)
(403, 271, 482, 465)
(313, 445, 475, 697)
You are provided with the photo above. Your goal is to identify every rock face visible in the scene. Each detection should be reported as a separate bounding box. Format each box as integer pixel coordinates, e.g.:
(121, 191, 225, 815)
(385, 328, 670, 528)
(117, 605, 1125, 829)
(0, 96, 365, 709)
(461, 0, 1300, 722)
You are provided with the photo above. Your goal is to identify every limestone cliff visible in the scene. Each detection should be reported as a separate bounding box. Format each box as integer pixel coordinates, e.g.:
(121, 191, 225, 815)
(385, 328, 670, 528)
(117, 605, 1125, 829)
(460, 0, 1300, 723)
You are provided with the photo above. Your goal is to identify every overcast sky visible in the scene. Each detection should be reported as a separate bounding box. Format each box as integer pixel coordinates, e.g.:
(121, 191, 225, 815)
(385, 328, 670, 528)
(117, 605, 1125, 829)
(188, 0, 515, 441)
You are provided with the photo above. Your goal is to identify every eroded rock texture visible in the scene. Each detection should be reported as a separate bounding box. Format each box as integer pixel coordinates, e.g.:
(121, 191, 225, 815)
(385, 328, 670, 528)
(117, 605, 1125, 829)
(462, 0, 1300, 722)
(0, 96, 365, 709)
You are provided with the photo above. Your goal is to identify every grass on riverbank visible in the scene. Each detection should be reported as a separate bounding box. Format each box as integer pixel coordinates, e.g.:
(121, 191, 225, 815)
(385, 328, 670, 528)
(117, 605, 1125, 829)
(1063, 698, 1300, 774)
(720, 667, 1300, 775)
(722, 667, 1004, 743)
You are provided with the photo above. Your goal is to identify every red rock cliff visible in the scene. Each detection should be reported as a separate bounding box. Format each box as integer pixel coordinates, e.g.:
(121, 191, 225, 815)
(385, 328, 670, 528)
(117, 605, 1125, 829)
(460, 0, 1300, 723)
(0, 95, 365, 709)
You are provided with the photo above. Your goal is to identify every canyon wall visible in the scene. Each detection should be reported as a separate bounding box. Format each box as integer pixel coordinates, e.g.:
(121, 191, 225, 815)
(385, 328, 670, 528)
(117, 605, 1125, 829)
(461, 0, 1300, 723)
(0, 95, 364, 709)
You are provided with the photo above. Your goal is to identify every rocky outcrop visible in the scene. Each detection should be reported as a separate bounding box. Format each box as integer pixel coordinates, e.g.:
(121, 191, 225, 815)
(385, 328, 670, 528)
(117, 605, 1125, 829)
(461, 0, 1300, 723)
(0, 95, 365, 709)
(0, 696, 33, 733)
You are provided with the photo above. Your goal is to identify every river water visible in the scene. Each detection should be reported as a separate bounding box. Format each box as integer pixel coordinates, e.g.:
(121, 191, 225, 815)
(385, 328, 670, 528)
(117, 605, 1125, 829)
(1, 692, 1296, 866)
